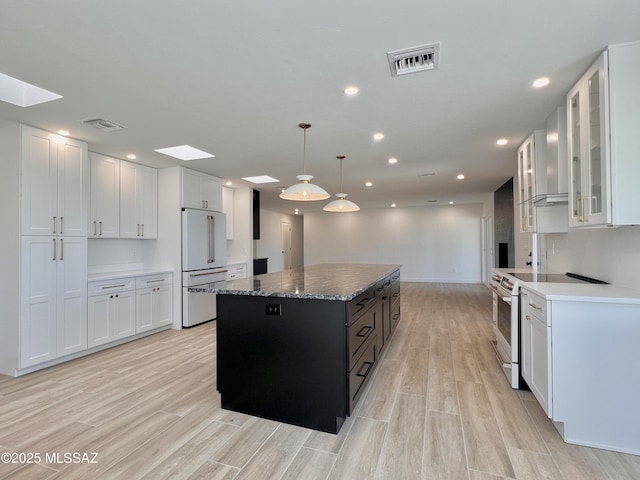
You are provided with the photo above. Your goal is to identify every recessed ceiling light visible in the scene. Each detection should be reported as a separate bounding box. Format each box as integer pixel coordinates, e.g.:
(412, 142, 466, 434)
(365, 181, 373, 187)
(155, 145, 215, 161)
(457, 174, 465, 180)
(57, 130, 70, 136)
(496, 138, 508, 146)
(373, 132, 385, 141)
(344, 86, 359, 96)
(127, 153, 137, 160)
(241, 175, 280, 184)
(388, 157, 398, 164)
(391, 203, 396, 208)
(225, 181, 233, 186)
(449, 201, 454, 205)
(294, 208, 300, 215)
(532, 77, 550, 88)
(0, 72, 63, 107)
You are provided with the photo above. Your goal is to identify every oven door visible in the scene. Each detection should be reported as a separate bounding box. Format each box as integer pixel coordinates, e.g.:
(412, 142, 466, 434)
(491, 286, 520, 388)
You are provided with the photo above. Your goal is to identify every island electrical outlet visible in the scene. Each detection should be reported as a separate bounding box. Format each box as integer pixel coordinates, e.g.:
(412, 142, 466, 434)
(266, 303, 282, 316)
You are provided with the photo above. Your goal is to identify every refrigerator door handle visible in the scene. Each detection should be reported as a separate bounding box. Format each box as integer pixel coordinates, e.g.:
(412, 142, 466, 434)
(207, 215, 215, 263)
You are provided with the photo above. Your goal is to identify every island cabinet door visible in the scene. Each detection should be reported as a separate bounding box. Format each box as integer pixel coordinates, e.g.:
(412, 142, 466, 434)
(216, 295, 349, 434)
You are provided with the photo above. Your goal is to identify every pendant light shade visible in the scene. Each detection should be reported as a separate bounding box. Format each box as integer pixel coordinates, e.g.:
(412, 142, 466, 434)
(280, 123, 330, 202)
(323, 156, 360, 212)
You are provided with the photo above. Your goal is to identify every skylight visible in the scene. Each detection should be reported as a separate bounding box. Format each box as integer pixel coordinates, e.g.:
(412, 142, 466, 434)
(242, 175, 280, 184)
(154, 145, 215, 161)
(0, 72, 63, 107)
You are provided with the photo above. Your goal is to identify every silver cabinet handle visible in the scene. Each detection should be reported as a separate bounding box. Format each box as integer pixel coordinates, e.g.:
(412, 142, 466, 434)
(60, 238, 64, 260)
(60, 216, 64, 234)
(529, 303, 542, 311)
(52, 239, 56, 261)
(137, 223, 140, 236)
(53, 216, 57, 234)
(93, 220, 97, 236)
(102, 284, 126, 289)
(141, 223, 144, 237)
(99, 221, 103, 236)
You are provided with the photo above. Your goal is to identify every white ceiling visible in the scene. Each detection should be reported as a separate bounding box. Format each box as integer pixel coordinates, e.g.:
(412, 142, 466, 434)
(1, 1, 639, 214)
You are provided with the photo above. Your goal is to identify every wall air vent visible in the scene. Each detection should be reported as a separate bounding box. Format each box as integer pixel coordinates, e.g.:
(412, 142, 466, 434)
(387, 43, 441, 77)
(81, 117, 126, 132)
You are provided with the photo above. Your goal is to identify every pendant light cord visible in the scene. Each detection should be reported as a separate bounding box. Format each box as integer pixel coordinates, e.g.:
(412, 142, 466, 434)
(337, 155, 346, 192)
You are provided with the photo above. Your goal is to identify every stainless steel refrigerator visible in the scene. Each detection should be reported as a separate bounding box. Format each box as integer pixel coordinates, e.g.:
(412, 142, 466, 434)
(181, 208, 227, 327)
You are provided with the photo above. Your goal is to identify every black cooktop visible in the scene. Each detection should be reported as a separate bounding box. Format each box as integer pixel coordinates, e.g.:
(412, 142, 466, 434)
(507, 272, 608, 284)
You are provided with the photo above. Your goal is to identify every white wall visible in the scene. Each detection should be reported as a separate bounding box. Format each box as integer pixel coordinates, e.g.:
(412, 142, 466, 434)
(544, 227, 640, 289)
(303, 204, 485, 283)
(255, 210, 304, 273)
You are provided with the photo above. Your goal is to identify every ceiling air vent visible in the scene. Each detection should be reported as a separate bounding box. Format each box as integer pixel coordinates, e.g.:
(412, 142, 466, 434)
(81, 117, 126, 132)
(387, 43, 441, 77)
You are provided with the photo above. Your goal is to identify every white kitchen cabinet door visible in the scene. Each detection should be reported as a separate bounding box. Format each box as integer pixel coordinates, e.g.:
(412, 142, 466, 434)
(120, 161, 158, 239)
(56, 138, 88, 236)
(567, 54, 610, 227)
(55, 236, 87, 357)
(181, 169, 205, 209)
(136, 285, 172, 332)
(529, 313, 551, 415)
(202, 175, 222, 212)
(88, 290, 135, 347)
(20, 236, 57, 367)
(90, 153, 120, 237)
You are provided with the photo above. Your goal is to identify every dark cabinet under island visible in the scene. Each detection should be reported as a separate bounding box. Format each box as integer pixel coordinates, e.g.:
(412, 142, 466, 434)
(192, 264, 401, 434)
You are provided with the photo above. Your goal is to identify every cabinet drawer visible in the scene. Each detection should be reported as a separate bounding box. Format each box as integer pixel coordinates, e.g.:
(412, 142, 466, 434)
(136, 273, 172, 289)
(349, 335, 376, 412)
(390, 280, 400, 306)
(524, 292, 547, 324)
(348, 303, 376, 369)
(227, 263, 247, 280)
(391, 302, 401, 330)
(88, 277, 135, 296)
(348, 286, 376, 325)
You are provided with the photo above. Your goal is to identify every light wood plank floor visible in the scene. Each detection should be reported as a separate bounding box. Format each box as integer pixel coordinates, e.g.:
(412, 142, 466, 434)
(1, 283, 639, 479)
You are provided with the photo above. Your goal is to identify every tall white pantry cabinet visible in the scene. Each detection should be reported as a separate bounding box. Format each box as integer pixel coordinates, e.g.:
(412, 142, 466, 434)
(0, 124, 89, 376)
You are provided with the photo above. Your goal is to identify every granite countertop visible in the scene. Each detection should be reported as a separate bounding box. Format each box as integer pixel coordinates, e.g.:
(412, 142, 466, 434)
(189, 263, 402, 301)
(492, 268, 640, 304)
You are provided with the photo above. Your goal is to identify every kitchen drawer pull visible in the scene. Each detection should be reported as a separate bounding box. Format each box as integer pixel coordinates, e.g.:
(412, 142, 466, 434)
(356, 361, 374, 378)
(357, 297, 374, 308)
(102, 284, 127, 289)
(189, 270, 228, 277)
(144, 279, 165, 284)
(356, 326, 372, 338)
(529, 303, 542, 311)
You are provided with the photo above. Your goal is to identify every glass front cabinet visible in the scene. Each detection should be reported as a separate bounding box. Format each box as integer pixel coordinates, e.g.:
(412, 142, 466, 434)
(566, 41, 640, 227)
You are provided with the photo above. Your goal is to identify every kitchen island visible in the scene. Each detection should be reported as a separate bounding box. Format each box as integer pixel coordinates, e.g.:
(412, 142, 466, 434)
(191, 264, 401, 433)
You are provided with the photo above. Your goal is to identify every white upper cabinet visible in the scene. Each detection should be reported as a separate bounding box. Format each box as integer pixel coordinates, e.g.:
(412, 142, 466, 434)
(120, 161, 158, 239)
(90, 153, 120, 238)
(90, 153, 158, 239)
(517, 131, 546, 233)
(21, 126, 88, 236)
(567, 40, 640, 227)
(181, 168, 222, 211)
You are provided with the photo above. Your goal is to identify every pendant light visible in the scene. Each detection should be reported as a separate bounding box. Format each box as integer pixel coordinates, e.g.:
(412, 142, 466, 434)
(323, 156, 360, 212)
(280, 123, 330, 201)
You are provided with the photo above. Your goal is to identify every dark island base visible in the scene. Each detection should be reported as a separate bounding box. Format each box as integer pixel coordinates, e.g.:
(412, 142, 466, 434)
(217, 295, 349, 434)
(215, 267, 400, 434)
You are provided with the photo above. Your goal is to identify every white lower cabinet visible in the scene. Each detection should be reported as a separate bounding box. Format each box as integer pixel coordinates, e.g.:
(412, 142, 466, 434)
(87, 279, 135, 347)
(520, 288, 551, 416)
(88, 272, 173, 345)
(135, 275, 172, 332)
(20, 236, 87, 368)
